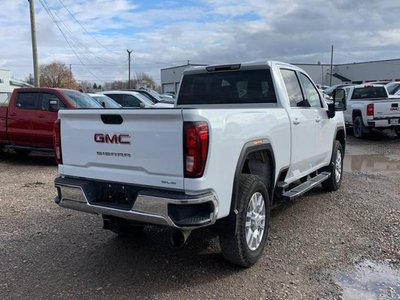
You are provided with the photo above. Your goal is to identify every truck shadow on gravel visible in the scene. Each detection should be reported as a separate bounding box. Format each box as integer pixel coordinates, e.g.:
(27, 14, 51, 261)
(59, 196, 324, 297)
(0, 150, 56, 166)
(346, 128, 399, 141)
(63, 227, 244, 296)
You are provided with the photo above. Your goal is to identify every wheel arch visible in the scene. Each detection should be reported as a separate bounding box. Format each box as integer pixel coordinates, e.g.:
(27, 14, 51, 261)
(352, 109, 362, 121)
(216, 140, 276, 235)
(334, 126, 346, 154)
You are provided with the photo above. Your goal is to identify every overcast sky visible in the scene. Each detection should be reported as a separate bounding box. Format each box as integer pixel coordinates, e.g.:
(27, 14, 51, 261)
(1, 0, 399, 84)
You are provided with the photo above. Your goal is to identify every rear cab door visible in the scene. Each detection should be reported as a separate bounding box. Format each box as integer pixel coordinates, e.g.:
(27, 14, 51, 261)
(32, 92, 66, 148)
(279, 67, 337, 180)
(7, 90, 41, 147)
(279, 68, 318, 179)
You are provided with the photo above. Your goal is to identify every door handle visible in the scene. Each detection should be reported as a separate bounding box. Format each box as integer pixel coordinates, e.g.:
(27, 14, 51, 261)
(10, 113, 17, 117)
(38, 115, 45, 118)
(293, 118, 300, 125)
(315, 117, 321, 123)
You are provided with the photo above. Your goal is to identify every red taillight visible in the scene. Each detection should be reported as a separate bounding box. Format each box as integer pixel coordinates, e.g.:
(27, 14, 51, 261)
(184, 122, 209, 178)
(367, 103, 374, 116)
(54, 119, 62, 164)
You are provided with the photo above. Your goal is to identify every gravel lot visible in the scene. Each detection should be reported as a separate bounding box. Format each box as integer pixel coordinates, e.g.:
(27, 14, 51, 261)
(1, 130, 399, 299)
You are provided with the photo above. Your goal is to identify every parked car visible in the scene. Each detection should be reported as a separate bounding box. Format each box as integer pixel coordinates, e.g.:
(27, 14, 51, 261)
(323, 83, 351, 99)
(135, 89, 175, 104)
(385, 82, 400, 95)
(88, 93, 121, 108)
(100, 90, 173, 108)
(337, 84, 400, 137)
(0, 88, 101, 154)
(54, 61, 346, 267)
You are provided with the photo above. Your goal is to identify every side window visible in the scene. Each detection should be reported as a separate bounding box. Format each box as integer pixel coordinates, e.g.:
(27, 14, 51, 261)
(16, 92, 40, 110)
(280, 69, 306, 107)
(344, 87, 351, 100)
(105, 94, 123, 106)
(123, 95, 141, 107)
(41, 93, 65, 111)
(299, 73, 322, 108)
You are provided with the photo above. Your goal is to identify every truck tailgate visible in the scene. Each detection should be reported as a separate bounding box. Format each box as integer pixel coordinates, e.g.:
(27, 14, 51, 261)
(59, 109, 185, 190)
(374, 99, 400, 119)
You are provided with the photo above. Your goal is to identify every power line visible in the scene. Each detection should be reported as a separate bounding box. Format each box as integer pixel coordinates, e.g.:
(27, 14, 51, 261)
(57, 0, 119, 55)
(42, 0, 114, 65)
(39, 0, 103, 81)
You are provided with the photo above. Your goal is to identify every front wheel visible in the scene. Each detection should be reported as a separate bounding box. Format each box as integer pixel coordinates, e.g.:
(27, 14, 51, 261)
(219, 174, 270, 267)
(322, 141, 344, 192)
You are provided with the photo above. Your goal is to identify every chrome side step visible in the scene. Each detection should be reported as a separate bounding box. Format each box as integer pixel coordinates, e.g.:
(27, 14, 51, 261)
(282, 172, 330, 201)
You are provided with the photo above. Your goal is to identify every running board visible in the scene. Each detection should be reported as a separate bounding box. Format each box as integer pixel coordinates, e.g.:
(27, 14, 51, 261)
(282, 172, 331, 201)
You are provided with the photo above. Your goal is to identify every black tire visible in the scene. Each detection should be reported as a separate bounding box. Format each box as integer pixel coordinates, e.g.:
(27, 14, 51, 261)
(394, 127, 400, 137)
(322, 141, 344, 192)
(14, 149, 31, 156)
(104, 216, 145, 237)
(219, 174, 270, 267)
(353, 116, 365, 138)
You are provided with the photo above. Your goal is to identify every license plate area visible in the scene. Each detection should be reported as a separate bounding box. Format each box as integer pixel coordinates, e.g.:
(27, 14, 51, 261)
(390, 119, 399, 125)
(88, 182, 139, 210)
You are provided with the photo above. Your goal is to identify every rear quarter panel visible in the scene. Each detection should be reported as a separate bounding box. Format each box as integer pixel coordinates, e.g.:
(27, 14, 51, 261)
(182, 107, 290, 218)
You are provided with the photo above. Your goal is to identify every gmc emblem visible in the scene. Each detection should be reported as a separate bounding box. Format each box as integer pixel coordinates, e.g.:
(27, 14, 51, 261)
(94, 133, 131, 144)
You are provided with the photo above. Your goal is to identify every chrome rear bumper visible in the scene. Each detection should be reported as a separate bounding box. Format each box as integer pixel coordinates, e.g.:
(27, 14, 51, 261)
(54, 176, 218, 229)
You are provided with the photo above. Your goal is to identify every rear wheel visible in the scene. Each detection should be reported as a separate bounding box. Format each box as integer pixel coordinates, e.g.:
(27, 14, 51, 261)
(219, 174, 270, 267)
(394, 127, 400, 137)
(322, 141, 344, 191)
(353, 116, 365, 138)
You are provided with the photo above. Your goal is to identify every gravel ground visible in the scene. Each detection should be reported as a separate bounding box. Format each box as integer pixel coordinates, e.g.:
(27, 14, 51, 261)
(0, 130, 399, 299)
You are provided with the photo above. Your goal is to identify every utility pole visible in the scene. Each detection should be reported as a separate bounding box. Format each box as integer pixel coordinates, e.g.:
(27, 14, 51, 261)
(127, 49, 133, 89)
(29, 0, 40, 87)
(329, 45, 333, 86)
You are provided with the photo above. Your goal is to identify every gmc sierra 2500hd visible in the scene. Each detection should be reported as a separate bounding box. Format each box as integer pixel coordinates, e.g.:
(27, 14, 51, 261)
(336, 84, 400, 138)
(54, 61, 347, 267)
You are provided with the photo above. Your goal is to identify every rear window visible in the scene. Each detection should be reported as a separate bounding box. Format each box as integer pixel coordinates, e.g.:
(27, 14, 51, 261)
(178, 69, 276, 105)
(61, 90, 102, 108)
(351, 87, 387, 99)
(0, 92, 11, 106)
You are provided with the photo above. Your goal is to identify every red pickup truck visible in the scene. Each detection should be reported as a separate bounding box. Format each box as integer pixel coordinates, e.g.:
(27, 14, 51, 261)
(0, 87, 101, 154)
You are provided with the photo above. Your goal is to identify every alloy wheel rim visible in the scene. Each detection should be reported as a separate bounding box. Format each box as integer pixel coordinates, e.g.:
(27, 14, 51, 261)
(335, 150, 342, 183)
(245, 192, 266, 251)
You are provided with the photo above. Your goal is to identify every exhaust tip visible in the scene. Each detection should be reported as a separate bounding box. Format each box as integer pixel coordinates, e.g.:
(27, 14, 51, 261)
(170, 230, 191, 248)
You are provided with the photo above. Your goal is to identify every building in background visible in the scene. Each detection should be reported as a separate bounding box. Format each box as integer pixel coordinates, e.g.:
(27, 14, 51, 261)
(160, 63, 207, 94)
(161, 59, 400, 93)
(0, 69, 33, 93)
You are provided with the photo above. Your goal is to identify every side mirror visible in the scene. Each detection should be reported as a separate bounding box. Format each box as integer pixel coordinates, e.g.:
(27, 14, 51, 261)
(333, 89, 347, 111)
(139, 103, 145, 108)
(101, 101, 106, 108)
(48, 98, 60, 112)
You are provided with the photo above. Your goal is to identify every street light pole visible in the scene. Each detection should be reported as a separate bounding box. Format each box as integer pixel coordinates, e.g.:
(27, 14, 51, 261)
(29, 0, 40, 87)
(127, 49, 133, 89)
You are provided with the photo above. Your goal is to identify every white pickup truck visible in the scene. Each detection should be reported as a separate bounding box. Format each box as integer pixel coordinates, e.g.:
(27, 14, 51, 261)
(337, 84, 400, 138)
(54, 61, 347, 267)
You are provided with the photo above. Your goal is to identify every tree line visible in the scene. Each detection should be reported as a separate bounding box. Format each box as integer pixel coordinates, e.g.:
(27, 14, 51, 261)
(25, 61, 158, 92)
